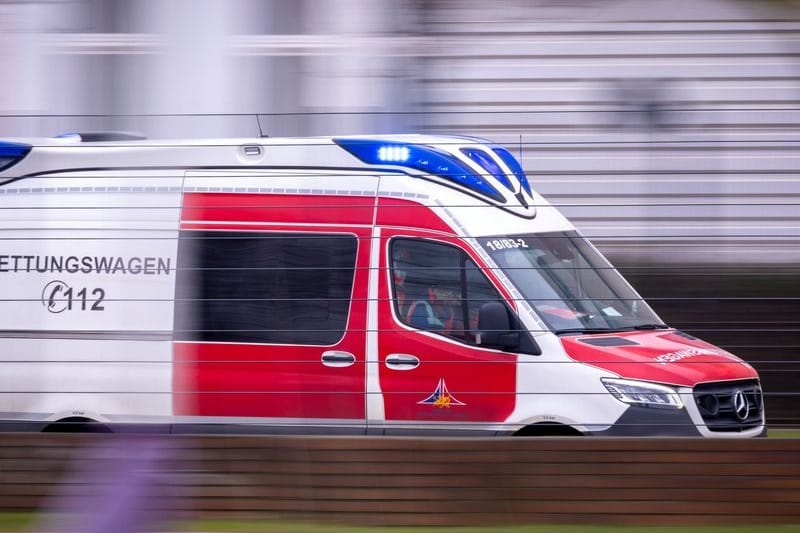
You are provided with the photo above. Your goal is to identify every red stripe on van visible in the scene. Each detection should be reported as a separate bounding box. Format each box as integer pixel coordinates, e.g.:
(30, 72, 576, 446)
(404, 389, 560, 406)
(375, 198, 455, 234)
(181, 192, 375, 225)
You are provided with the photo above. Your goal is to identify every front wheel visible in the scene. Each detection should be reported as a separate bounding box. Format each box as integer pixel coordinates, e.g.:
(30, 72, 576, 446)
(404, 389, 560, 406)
(41, 416, 111, 433)
(514, 422, 583, 437)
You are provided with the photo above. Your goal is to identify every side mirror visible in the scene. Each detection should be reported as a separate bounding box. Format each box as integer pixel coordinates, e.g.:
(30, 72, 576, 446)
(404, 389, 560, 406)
(477, 302, 519, 350)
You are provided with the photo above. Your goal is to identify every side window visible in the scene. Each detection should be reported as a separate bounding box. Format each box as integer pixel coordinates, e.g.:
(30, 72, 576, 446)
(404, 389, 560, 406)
(391, 238, 504, 345)
(174, 231, 357, 345)
(464, 259, 501, 334)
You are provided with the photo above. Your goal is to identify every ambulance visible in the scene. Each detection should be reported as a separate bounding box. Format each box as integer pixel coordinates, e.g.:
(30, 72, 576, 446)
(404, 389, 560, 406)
(0, 133, 765, 436)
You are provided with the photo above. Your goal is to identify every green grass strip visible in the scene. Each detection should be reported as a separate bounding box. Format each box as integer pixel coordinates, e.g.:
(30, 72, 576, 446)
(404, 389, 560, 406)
(0, 513, 34, 532)
(181, 521, 800, 533)
(177, 520, 800, 533)
(769, 429, 800, 438)
(2, 514, 800, 533)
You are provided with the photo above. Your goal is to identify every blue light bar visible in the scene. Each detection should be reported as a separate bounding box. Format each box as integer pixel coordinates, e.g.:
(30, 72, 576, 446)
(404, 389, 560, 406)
(0, 141, 32, 171)
(377, 145, 410, 163)
(335, 139, 505, 203)
(461, 148, 514, 192)
(492, 147, 532, 196)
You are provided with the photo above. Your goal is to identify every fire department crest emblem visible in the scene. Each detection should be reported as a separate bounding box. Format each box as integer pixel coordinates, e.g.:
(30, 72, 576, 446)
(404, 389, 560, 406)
(418, 378, 466, 408)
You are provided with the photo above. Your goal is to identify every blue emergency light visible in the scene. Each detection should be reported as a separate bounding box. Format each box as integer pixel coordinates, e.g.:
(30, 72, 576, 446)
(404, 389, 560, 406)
(461, 147, 514, 192)
(377, 145, 410, 163)
(0, 141, 32, 171)
(335, 138, 506, 203)
(491, 147, 532, 197)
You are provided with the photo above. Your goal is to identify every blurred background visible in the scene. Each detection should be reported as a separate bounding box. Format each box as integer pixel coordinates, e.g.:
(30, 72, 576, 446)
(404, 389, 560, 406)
(1, 0, 798, 264)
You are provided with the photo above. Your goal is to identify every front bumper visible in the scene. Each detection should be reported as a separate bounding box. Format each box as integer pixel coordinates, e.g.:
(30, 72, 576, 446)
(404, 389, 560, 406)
(587, 404, 768, 437)
(587, 405, 702, 437)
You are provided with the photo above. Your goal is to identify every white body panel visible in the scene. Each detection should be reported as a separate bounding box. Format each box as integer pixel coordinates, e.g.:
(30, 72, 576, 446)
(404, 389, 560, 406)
(0, 169, 180, 422)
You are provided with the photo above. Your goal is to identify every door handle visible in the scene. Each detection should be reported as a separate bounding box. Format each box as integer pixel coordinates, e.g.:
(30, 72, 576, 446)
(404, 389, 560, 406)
(385, 353, 420, 370)
(321, 351, 356, 368)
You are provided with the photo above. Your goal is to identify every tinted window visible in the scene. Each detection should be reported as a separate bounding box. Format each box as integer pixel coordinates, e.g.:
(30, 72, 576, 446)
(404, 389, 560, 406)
(391, 238, 504, 344)
(174, 231, 357, 345)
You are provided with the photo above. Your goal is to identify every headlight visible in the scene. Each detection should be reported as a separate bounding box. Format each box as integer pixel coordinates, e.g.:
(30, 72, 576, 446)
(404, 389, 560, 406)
(601, 378, 683, 410)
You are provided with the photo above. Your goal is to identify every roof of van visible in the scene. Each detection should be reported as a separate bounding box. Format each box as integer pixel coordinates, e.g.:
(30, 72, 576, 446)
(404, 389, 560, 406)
(0, 133, 537, 218)
(6, 133, 480, 148)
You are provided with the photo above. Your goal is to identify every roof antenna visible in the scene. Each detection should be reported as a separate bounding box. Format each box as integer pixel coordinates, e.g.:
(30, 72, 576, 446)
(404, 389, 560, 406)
(255, 114, 268, 138)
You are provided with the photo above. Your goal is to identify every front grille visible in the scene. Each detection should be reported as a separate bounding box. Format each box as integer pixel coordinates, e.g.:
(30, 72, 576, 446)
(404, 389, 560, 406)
(693, 379, 764, 432)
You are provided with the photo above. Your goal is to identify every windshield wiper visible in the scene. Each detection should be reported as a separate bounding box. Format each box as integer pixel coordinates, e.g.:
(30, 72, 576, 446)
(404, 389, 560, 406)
(555, 328, 625, 336)
(555, 323, 669, 336)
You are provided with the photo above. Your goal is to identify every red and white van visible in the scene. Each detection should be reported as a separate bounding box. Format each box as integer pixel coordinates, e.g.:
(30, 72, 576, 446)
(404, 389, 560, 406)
(0, 133, 765, 436)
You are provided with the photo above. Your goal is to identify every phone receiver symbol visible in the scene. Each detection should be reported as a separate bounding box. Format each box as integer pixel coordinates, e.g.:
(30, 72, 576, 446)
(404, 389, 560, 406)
(41, 280, 69, 313)
(48, 285, 62, 309)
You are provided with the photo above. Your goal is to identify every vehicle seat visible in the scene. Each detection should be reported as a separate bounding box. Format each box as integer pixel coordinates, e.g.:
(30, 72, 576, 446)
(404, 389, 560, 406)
(407, 300, 444, 330)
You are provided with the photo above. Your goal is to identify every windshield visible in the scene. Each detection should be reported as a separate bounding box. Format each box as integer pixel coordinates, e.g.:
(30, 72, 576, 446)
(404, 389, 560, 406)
(479, 231, 664, 334)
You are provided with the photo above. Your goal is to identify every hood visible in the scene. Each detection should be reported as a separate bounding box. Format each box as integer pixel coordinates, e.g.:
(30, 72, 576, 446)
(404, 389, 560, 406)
(560, 330, 758, 388)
